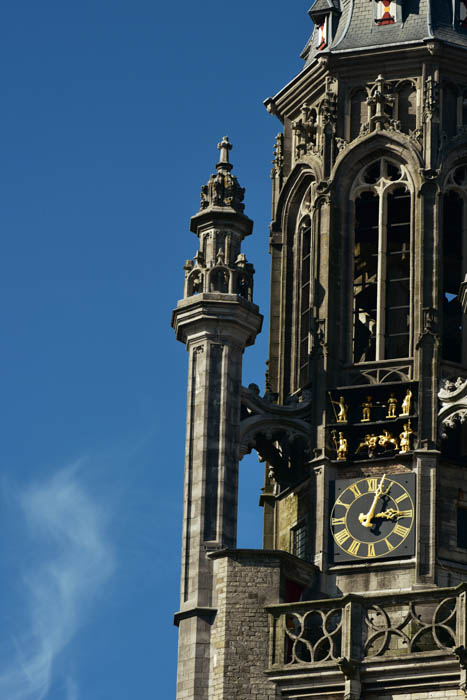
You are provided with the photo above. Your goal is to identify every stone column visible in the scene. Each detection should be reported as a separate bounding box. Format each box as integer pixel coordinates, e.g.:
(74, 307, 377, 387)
(173, 295, 262, 699)
(172, 139, 262, 700)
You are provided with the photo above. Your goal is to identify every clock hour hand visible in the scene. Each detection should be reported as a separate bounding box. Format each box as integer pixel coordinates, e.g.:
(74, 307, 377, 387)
(374, 508, 404, 521)
(358, 474, 390, 528)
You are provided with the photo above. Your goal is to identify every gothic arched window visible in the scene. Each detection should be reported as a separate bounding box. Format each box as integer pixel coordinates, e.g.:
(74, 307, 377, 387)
(442, 166, 467, 363)
(352, 159, 411, 363)
(298, 217, 312, 386)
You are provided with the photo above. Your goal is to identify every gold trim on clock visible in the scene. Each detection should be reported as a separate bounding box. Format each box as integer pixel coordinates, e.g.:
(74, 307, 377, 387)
(330, 474, 415, 560)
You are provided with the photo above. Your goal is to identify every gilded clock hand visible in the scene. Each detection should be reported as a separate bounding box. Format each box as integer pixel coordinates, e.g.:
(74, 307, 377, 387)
(374, 508, 404, 520)
(358, 474, 390, 528)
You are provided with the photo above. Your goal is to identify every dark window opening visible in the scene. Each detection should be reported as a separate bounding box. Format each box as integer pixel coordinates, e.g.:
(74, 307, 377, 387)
(442, 422, 467, 462)
(354, 192, 378, 362)
(386, 187, 410, 359)
(458, 507, 467, 549)
(398, 85, 417, 134)
(299, 224, 312, 386)
(443, 85, 458, 138)
(442, 191, 464, 363)
(291, 521, 308, 560)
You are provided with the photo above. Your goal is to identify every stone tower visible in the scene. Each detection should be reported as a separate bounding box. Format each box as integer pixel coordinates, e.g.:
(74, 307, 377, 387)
(173, 0, 467, 697)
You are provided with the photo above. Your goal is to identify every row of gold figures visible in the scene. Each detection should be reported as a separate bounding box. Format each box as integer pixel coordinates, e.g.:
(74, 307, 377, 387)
(332, 421, 414, 461)
(330, 389, 413, 423)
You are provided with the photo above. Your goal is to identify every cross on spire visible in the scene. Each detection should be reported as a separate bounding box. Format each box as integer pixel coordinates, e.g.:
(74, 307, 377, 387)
(216, 136, 233, 173)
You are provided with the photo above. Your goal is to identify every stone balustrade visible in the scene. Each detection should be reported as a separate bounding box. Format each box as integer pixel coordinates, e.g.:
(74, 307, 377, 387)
(266, 584, 467, 698)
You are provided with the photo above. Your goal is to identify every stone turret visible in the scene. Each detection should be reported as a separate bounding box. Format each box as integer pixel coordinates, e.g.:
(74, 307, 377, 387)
(182, 137, 256, 303)
(171, 139, 262, 700)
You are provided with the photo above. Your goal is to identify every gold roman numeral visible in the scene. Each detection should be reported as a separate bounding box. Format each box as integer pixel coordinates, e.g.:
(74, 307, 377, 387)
(393, 523, 410, 538)
(332, 517, 346, 526)
(367, 543, 376, 558)
(395, 493, 409, 505)
(335, 528, 351, 546)
(384, 538, 395, 552)
(347, 539, 361, 556)
(335, 498, 350, 510)
(400, 509, 413, 519)
(367, 478, 378, 492)
(349, 483, 362, 498)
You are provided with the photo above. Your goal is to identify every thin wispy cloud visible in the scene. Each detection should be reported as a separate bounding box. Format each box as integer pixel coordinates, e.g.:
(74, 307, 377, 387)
(0, 464, 115, 700)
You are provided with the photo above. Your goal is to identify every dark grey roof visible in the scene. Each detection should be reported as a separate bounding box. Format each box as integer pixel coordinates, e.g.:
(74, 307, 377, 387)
(302, 0, 467, 66)
(308, 0, 340, 17)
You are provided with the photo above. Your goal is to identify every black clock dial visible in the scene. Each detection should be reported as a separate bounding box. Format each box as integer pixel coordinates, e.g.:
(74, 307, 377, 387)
(330, 473, 415, 561)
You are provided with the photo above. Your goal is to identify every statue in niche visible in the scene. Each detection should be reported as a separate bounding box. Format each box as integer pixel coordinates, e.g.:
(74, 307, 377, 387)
(400, 421, 414, 452)
(386, 393, 398, 418)
(400, 389, 413, 416)
(361, 396, 374, 422)
(378, 430, 399, 452)
(333, 431, 348, 461)
(331, 395, 348, 423)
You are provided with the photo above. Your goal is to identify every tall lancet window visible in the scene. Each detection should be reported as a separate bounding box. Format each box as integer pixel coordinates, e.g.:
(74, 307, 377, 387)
(442, 166, 467, 363)
(299, 218, 312, 386)
(352, 159, 411, 363)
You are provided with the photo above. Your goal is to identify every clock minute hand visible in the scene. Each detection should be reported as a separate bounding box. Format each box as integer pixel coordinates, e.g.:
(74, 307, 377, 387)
(358, 474, 389, 528)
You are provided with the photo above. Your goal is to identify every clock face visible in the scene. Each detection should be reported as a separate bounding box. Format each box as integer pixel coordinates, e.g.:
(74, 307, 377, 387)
(330, 473, 415, 562)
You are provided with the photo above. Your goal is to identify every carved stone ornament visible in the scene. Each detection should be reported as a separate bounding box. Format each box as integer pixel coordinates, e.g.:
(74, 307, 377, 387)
(239, 385, 313, 487)
(439, 376, 467, 433)
(423, 76, 439, 120)
(292, 104, 318, 159)
(366, 75, 395, 132)
(200, 136, 246, 213)
(271, 133, 284, 180)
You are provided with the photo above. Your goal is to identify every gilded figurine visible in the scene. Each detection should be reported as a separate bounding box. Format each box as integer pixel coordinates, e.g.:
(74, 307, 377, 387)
(361, 396, 373, 422)
(337, 432, 348, 461)
(367, 433, 379, 457)
(400, 389, 412, 416)
(355, 434, 371, 456)
(378, 429, 399, 451)
(400, 420, 414, 452)
(355, 433, 378, 457)
(386, 393, 398, 418)
(331, 395, 348, 423)
(333, 430, 348, 461)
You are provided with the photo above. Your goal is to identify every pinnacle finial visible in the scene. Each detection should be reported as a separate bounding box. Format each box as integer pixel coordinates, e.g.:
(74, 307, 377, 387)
(199, 136, 245, 213)
(216, 136, 233, 172)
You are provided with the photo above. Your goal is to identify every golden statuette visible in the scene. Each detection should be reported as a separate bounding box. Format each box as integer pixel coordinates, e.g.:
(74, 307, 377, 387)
(400, 420, 414, 453)
(400, 389, 412, 417)
(378, 430, 399, 452)
(355, 433, 379, 458)
(332, 430, 348, 461)
(331, 395, 348, 423)
(386, 393, 398, 418)
(361, 396, 373, 422)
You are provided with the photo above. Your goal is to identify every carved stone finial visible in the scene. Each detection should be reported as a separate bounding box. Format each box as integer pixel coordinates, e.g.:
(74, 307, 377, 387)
(199, 138, 246, 213)
(216, 136, 233, 173)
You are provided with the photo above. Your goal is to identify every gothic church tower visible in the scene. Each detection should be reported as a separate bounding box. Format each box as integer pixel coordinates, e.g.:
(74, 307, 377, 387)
(173, 0, 467, 697)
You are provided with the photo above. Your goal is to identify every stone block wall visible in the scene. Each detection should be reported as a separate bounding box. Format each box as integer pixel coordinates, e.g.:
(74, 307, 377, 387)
(208, 549, 318, 700)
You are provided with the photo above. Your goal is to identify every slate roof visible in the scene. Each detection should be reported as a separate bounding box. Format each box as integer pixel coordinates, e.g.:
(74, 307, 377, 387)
(308, 0, 341, 17)
(303, 0, 467, 66)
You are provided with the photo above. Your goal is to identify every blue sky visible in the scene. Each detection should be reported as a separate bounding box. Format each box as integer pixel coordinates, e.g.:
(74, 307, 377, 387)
(0, 3, 313, 697)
